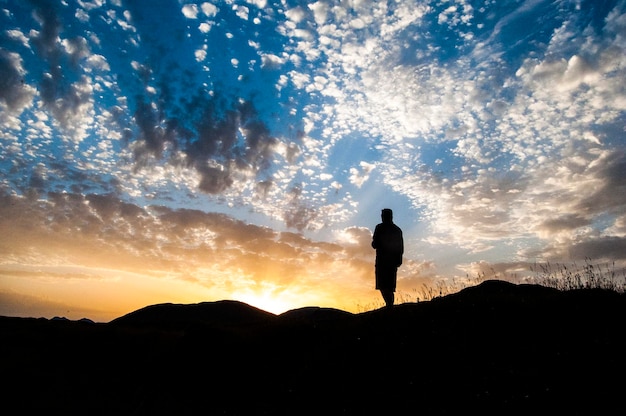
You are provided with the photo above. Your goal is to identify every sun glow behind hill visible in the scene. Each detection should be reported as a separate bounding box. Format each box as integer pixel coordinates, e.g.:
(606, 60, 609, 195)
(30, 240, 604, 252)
(232, 288, 302, 315)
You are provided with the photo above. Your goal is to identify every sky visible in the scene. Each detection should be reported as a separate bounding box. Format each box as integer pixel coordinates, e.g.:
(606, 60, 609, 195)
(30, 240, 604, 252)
(1, 0, 626, 321)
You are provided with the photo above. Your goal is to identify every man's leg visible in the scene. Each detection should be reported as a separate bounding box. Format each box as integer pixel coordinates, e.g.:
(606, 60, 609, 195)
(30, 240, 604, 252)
(380, 290, 394, 308)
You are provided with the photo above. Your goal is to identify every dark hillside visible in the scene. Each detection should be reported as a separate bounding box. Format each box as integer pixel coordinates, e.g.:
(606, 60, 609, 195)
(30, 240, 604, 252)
(2, 280, 625, 415)
(277, 306, 353, 326)
(110, 299, 276, 330)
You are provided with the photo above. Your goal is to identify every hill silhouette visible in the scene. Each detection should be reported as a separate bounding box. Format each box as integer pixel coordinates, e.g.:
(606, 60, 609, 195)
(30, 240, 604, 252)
(110, 299, 276, 329)
(1, 280, 624, 415)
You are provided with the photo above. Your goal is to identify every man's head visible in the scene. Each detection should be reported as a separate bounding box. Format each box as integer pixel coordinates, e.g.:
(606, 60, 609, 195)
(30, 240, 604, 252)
(381, 208, 393, 223)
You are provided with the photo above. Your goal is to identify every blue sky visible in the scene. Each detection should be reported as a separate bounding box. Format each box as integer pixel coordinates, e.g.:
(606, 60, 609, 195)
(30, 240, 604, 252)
(1, 0, 626, 320)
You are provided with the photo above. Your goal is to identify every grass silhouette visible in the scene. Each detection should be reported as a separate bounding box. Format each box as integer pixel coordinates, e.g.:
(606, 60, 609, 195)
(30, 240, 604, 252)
(530, 258, 626, 292)
(358, 258, 626, 312)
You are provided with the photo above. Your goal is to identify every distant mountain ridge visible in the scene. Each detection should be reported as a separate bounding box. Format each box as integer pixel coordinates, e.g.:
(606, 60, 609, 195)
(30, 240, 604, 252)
(109, 299, 276, 329)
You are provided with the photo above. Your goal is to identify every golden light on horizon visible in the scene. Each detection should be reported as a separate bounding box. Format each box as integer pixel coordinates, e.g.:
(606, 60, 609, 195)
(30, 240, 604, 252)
(231, 288, 299, 315)
(0, 193, 405, 321)
(0, 257, 381, 321)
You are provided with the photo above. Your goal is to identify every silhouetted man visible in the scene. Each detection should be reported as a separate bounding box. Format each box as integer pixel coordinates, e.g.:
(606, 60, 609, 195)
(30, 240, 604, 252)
(371, 208, 404, 308)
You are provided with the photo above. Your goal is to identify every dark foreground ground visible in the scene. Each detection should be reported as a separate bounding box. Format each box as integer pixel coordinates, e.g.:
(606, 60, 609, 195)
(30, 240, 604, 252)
(2, 280, 625, 415)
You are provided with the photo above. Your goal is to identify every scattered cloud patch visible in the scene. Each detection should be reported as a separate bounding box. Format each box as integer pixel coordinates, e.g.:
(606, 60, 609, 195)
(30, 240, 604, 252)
(181, 4, 199, 19)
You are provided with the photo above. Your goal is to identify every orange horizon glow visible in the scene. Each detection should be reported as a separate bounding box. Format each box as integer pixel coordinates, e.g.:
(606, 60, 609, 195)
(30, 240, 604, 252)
(0, 193, 539, 323)
(0, 264, 389, 321)
(1, 193, 406, 321)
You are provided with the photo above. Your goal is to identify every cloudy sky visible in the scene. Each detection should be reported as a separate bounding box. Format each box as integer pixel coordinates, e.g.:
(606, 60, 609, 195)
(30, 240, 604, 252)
(1, 0, 625, 321)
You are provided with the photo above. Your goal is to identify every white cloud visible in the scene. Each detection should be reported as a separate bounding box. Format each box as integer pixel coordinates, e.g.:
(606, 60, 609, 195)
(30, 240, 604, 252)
(201, 2, 218, 17)
(349, 162, 375, 188)
(288, 70, 311, 89)
(5, 29, 29, 48)
(234, 5, 249, 20)
(182, 4, 199, 19)
(195, 48, 207, 62)
(246, 0, 267, 9)
(349, 18, 366, 29)
(86, 54, 110, 71)
(0, 51, 35, 119)
(379, 2, 430, 39)
(260, 53, 284, 69)
(308, 1, 330, 25)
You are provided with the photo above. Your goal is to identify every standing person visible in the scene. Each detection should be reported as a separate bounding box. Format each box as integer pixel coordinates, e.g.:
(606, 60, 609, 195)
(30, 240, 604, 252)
(371, 208, 404, 308)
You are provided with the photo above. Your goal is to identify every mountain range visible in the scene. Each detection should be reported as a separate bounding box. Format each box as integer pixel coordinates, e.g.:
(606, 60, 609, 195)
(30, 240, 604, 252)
(2, 280, 625, 415)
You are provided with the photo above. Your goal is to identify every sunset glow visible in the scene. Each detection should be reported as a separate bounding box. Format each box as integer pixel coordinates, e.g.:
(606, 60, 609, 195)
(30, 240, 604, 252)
(1, 0, 626, 321)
